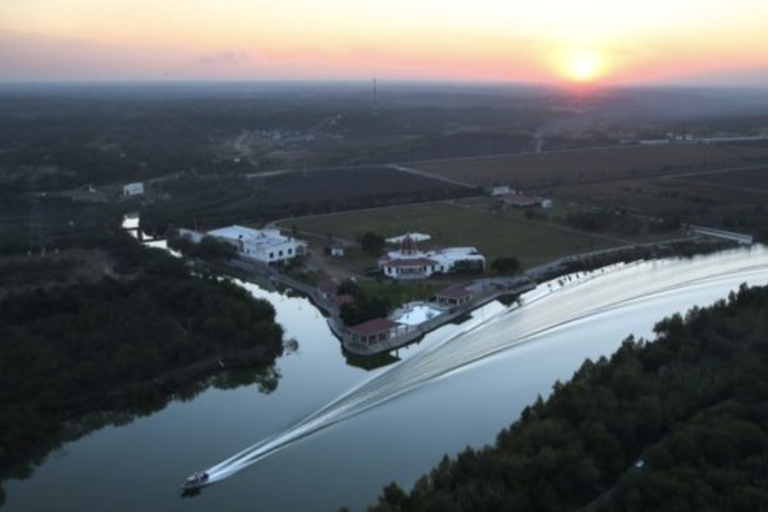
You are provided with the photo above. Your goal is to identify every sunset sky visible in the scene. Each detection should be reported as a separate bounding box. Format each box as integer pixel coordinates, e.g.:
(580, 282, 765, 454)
(1, 0, 767, 84)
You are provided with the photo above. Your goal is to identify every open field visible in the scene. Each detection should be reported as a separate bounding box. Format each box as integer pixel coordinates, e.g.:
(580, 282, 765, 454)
(142, 166, 469, 231)
(550, 176, 768, 240)
(413, 143, 768, 188)
(280, 201, 621, 269)
(256, 166, 465, 205)
(679, 166, 768, 192)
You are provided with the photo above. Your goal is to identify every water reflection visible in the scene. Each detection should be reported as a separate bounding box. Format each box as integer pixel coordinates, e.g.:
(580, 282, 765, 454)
(3, 246, 768, 512)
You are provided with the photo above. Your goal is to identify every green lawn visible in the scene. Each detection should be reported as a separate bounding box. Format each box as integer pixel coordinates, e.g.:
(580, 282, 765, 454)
(281, 201, 620, 269)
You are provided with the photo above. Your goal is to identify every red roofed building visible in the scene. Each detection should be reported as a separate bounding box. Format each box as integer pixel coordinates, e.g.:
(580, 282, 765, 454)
(379, 256, 440, 280)
(317, 278, 339, 299)
(379, 232, 486, 281)
(436, 285, 474, 306)
(348, 318, 401, 345)
(334, 294, 355, 307)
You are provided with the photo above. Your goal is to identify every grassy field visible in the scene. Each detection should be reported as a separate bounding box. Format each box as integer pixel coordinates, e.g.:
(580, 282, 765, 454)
(548, 174, 768, 241)
(679, 166, 768, 192)
(413, 143, 768, 188)
(281, 201, 620, 269)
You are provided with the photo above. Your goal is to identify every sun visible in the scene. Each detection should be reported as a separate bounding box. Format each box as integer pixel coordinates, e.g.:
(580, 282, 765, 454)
(562, 49, 605, 83)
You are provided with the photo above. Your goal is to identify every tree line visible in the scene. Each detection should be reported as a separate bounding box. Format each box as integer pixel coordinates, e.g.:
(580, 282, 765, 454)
(0, 234, 284, 506)
(364, 283, 768, 512)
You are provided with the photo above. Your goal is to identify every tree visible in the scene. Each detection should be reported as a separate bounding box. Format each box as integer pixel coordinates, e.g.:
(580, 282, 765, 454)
(196, 236, 237, 261)
(360, 232, 386, 256)
(340, 296, 391, 325)
(338, 279, 362, 297)
(491, 257, 521, 275)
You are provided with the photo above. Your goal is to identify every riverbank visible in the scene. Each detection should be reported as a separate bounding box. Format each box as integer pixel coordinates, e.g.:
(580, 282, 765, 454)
(202, 236, 744, 359)
(4, 244, 768, 512)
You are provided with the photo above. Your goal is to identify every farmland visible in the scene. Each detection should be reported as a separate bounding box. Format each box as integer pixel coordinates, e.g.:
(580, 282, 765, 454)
(142, 166, 469, 231)
(280, 200, 621, 269)
(679, 166, 768, 192)
(548, 174, 768, 240)
(254, 166, 467, 205)
(412, 143, 768, 188)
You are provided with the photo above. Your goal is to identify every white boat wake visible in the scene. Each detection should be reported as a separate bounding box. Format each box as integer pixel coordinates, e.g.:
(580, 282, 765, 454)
(193, 247, 768, 486)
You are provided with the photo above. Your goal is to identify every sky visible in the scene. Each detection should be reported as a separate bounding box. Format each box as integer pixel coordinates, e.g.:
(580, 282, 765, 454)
(1, 0, 767, 85)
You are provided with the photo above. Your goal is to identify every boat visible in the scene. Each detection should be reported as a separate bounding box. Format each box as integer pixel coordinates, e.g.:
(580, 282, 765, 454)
(182, 471, 210, 490)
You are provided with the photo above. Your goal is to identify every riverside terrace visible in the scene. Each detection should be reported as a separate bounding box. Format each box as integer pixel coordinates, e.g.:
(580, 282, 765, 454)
(339, 278, 537, 356)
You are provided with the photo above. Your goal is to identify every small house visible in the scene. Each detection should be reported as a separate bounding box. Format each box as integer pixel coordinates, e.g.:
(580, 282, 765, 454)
(490, 185, 513, 197)
(348, 318, 400, 346)
(436, 285, 474, 307)
(317, 278, 339, 299)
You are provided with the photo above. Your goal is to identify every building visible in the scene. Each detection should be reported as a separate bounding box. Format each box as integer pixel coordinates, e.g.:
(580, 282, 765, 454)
(317, 278, 339, 300)
(386, 233, 431, 244)
(347, 318, 401, 346)
(435, 285, 474, 307)
(379, 235, 485, 280)
(502, 193, 538, 208)
(123, 182, 145, 197)
(330, 245, 345, 258)
(490, 185, 514, 197)
(182, 225, 306, 264)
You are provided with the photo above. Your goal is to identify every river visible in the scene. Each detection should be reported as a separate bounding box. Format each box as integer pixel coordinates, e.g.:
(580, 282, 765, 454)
(3, 245, 768, 512)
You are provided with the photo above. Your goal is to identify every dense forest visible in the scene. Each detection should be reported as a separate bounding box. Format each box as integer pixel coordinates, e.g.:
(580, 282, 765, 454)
(367, 283, 768, 512)
(0, 235, 284, 506)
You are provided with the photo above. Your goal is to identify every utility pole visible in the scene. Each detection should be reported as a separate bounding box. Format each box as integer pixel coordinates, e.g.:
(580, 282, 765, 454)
(372, 78, 379, 117)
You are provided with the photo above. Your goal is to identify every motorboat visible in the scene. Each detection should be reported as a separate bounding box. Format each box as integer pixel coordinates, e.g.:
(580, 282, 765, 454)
(182, 471, 210, 491)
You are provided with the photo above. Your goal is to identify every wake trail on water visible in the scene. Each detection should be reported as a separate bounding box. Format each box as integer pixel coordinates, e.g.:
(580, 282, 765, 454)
(201, 248, 768, 484)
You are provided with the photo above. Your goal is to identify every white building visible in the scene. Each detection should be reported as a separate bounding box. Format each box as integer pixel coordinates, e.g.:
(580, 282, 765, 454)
(490, 185, 514, 197)
(330, 245, 345, 258)
(123, 182, 145, 197)
(386, 233, 432, 244)
(182, 225, 306, 264)
(379, 235, 485, 280)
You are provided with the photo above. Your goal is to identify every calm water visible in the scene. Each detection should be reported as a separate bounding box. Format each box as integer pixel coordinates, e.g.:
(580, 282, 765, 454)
(4, 246, 768, 512)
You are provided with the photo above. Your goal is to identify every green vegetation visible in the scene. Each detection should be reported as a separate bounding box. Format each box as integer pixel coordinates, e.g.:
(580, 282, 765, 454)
(339, 280, 445, 326)
(360, 281, 442, 307)
(338, 280, 392, 326)
(283, 202, 616, 269)
(169, 234, 237, 262)
(368, 283, 768, 512)
(361, 232, 387, 256)
(414, 144, 768, 188)
(0, 258, 78, 290)
(490, 257, 522, 275)
(0, 235, 284, 501)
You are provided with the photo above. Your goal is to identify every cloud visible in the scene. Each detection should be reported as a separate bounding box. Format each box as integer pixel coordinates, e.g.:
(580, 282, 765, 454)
(0, 29, 195, 80)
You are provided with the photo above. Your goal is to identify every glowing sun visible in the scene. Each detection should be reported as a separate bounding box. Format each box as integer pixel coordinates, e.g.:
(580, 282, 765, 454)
(562, 49, 605, 83)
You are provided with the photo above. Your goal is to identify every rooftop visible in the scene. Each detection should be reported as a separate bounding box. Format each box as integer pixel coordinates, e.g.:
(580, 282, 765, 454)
(348, 318, 398, 337)
(317, 278, 339, 295)
(208, 225, 292, 246)
(502, 193, 538, 207)
(437, 285, 473, 299)
(386, 233, 431, 244)
(383, 257, 439, 268)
